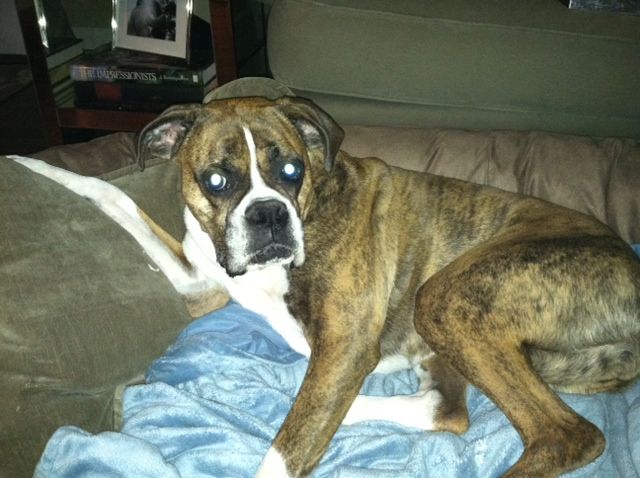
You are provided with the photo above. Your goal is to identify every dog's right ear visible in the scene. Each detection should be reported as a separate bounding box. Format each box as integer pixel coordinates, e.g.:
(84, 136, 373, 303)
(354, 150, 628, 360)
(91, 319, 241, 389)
(137, 104, 204, 170)
(274, 96, 344, 172)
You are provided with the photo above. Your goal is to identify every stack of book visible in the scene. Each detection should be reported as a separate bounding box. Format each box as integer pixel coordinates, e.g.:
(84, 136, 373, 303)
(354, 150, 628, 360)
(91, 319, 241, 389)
(70, 47, 217, 112)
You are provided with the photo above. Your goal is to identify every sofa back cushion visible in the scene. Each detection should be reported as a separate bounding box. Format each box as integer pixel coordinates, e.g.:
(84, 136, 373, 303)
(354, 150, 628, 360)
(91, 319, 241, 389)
(342, 125, 640, 244)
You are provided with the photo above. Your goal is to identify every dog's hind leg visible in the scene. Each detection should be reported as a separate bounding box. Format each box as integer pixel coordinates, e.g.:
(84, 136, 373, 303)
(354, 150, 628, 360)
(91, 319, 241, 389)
(412, 239, 624, 477)
(415, 304, 604, 477)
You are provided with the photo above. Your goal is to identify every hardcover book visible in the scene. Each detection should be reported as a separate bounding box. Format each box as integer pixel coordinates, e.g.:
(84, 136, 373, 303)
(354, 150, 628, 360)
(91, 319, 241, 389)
(73, 79, 217, 112)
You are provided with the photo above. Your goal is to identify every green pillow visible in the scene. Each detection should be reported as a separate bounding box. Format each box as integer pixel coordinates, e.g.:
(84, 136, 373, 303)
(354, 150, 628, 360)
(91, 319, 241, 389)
(0, 157, 191, 477)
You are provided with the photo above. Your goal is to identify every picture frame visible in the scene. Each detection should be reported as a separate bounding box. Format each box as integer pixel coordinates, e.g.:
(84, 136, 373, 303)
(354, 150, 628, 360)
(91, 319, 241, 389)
(33, 0, 49, 50)
(112, 0, 193, 60)
(32, 0, 80, 54)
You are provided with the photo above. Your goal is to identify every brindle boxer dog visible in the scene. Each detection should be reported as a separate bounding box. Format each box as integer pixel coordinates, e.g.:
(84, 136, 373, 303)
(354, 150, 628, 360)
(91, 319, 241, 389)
(136, 96, 640, 478)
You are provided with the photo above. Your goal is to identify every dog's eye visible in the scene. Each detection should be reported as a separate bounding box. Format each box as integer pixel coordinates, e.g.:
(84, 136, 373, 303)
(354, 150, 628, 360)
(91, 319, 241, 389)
(203, 171, 229, 193)
(280, 161, 304, 183)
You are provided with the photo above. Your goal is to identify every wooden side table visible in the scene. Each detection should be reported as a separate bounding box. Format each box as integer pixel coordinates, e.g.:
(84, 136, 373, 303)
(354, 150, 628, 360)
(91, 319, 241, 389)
(15, 0, 242, 145)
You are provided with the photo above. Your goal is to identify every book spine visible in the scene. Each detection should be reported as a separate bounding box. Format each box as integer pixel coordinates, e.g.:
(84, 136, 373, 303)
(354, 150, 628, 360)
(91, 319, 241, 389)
(70, 65, 209, 85)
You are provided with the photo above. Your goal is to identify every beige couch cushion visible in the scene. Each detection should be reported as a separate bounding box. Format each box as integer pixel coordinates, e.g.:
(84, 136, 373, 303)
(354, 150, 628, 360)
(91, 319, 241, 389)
(342, 125, 640, 243)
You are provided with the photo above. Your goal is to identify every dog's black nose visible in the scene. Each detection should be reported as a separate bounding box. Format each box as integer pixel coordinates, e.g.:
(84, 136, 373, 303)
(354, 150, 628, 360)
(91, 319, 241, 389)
(245, 199, 290, 233)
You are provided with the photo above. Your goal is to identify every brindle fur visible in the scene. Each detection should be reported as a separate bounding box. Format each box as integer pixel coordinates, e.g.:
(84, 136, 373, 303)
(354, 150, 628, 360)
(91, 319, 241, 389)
(139, 97, 640, 478)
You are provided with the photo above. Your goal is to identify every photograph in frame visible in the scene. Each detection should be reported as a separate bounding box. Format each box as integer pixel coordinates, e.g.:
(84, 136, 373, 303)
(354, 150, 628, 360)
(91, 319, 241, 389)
(112, 0, 192, 60)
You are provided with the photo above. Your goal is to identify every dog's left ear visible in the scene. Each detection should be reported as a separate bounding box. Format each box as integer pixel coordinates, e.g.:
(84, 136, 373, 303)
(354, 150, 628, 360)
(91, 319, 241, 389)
(276, 96, 344, 171)
(136, 103, 204, 170)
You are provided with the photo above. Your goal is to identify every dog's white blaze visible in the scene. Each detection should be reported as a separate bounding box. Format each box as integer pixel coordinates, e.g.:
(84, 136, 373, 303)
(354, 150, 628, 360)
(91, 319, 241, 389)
(226, 127, 305, 274)
(343, 389, 442, 430)
(243, 125, 264, 188)
(256, 447, 291, 478)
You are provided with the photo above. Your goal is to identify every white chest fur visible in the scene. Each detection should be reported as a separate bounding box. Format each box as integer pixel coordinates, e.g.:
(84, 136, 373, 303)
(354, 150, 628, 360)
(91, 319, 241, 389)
(183, 207, 311, 357)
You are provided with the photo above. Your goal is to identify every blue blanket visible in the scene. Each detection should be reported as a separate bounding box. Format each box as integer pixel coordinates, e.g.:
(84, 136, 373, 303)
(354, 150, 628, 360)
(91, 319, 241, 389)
(36, 249, 640, 478)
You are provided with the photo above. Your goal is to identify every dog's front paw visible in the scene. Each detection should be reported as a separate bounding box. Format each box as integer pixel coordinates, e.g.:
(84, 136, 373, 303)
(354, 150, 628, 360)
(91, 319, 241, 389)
(343, 389, 443, 431)
(394, 389, 444, 430)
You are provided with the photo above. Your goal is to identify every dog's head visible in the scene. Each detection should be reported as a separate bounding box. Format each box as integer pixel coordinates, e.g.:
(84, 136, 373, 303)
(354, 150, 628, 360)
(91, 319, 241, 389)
(137, 96, 344, 276)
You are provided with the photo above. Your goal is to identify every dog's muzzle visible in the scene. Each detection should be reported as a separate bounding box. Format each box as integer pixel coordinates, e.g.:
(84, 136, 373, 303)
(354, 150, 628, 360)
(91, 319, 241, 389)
(245, 199, 296, 265)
